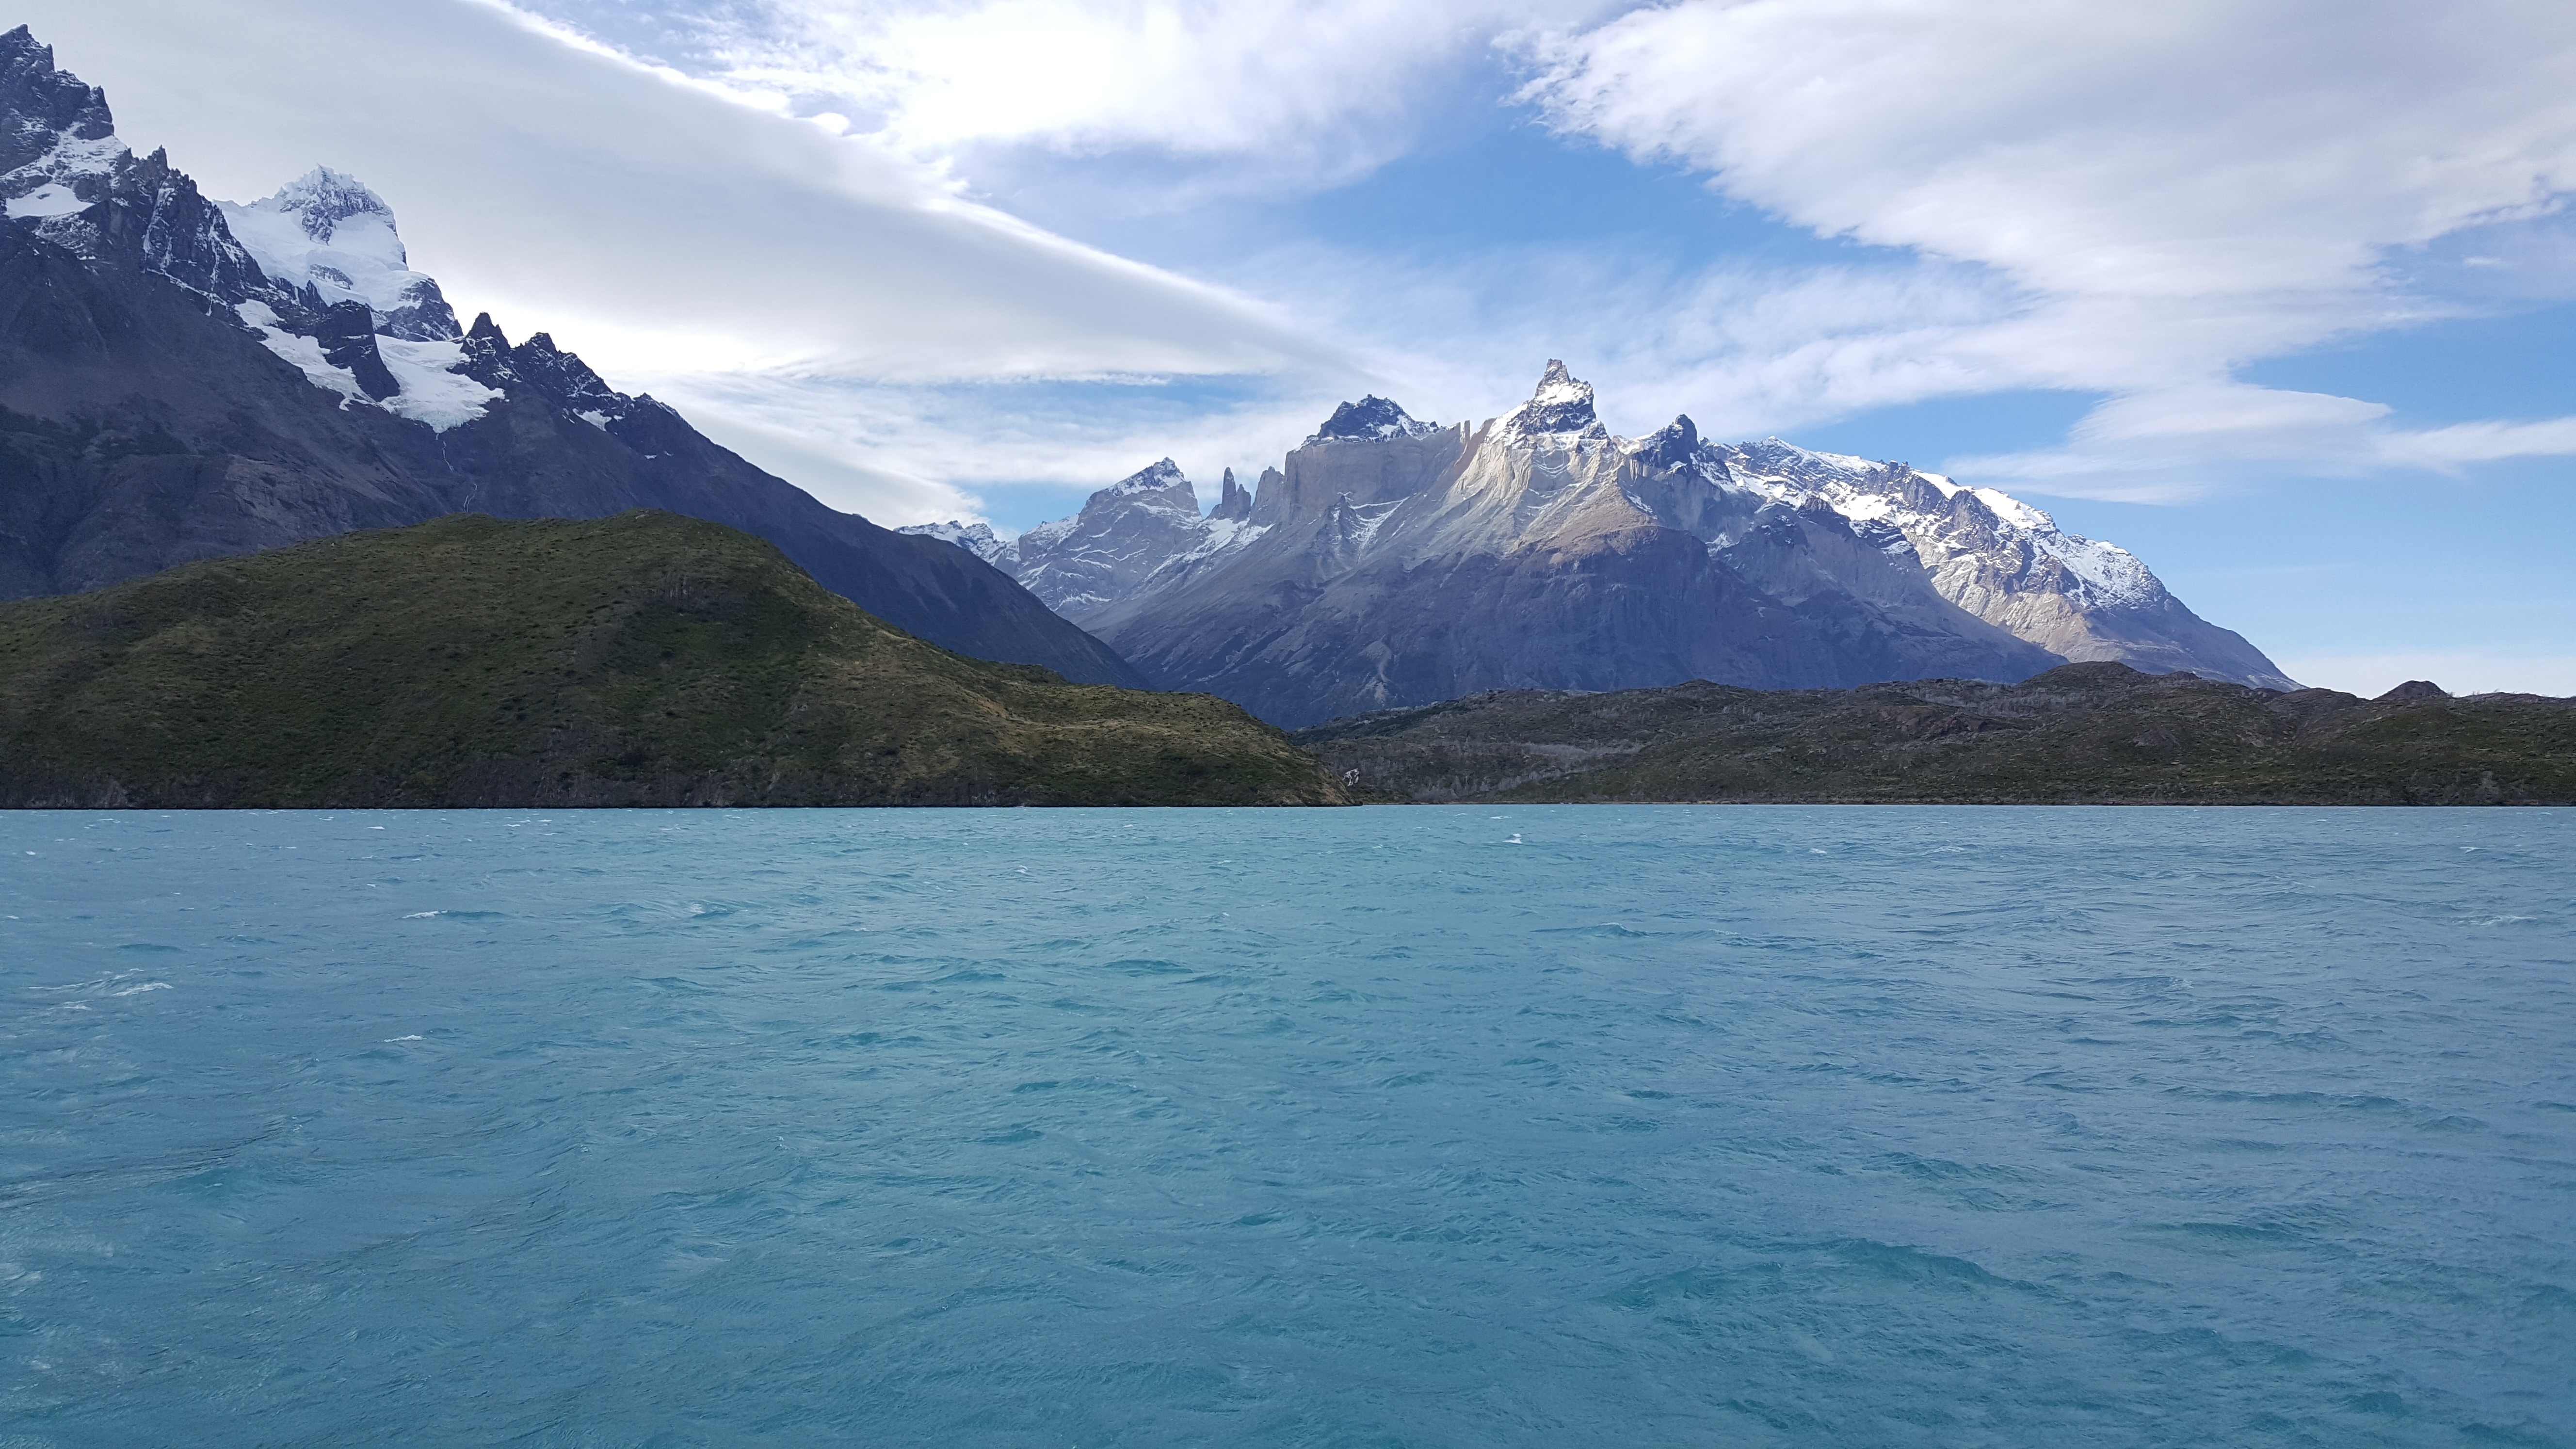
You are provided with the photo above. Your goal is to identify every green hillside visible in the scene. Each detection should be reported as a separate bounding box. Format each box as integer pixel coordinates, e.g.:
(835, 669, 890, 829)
(0, 511, 1347, 807)
(1293, 663, 2576, 805)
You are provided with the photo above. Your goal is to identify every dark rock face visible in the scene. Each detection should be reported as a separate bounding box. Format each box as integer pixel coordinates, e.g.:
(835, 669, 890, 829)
(311, 300, 399, 399)
(1306, 394, 1437, 445)
(0, 29, 1143, 688)
(0, 27, 111, 173)
(1210, 467, 1252, 522)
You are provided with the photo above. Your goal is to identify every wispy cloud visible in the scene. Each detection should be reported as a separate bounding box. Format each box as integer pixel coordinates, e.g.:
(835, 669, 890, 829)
(25, 0, 1344, 385)
(1519, 0, 2576, 496)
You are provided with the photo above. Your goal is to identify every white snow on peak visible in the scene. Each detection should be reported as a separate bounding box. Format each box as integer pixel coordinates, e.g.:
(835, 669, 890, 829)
(1304, 396, 1440, 447)
(1103, 459, 1197, 505)
(1494, 360, 1609, 447)
(220, 168, 456, 339)
(1721, 436, 2164, 610)
(897, 520, 1011, 563)
(1968, 486, 2048, 531)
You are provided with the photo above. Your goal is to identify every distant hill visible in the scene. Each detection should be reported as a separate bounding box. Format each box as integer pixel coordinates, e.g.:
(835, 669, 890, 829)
(0, 512, 1345, 807)
(1292, 663, 2575, 805)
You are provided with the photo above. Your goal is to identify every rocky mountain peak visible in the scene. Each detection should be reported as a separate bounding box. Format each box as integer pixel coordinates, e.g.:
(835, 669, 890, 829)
(0, 26, 113, 172)
(894, 520, 1009, 564)
(255, 166, 396, 245)
(1494, 359, 1608, 447)
(219, 165, 458, 340)
(1, 30, 129, 226)
(1304, 395, 1437, 447)
(1630, 414, 1701, 472)
(1211, 467, 1254, 522)
(1094, 458, 1199, 512)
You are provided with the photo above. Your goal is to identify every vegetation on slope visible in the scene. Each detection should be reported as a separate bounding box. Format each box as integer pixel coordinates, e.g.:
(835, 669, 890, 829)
(1292, 663, 2576, 805)
(0, 511, 1347, 807)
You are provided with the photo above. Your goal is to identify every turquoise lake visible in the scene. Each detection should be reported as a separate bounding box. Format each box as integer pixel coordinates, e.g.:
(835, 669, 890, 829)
(3, 806, 2570, 1446)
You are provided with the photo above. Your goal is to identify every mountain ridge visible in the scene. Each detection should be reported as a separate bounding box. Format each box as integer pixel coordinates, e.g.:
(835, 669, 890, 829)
(907, 364, 2293, 726)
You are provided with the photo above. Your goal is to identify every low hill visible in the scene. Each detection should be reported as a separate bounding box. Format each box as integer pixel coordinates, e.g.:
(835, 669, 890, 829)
(0, 511, 1347, 807)
(1292, 663, 2576, 805)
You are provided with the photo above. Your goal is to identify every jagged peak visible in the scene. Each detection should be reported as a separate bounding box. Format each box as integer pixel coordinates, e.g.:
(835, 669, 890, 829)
(1627, 414, 1700, 471)
(1212, 467, 1253, 521)
(1304, 394, 1438, 448)
(244, 165, 394, 244)
(1493, 359, 1608, 447)
(1102, 458, 1196, 501)
(896, 519, 1009, 563)
(1, 26, 126, 212)
(0, 25, 115, 150)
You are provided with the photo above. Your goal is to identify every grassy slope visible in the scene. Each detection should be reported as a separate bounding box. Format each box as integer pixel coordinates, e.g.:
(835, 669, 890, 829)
(0, 511, 1346, 807)
(1292, 663, 2576, 805)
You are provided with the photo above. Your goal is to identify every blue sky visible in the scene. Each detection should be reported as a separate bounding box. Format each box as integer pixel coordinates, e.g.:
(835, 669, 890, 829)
(28, 0, 2576, 693)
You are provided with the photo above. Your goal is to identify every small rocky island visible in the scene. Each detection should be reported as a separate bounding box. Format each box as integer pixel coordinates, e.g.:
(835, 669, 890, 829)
(0, 512, 1347, 808)
(1293, 664, 2576, 805)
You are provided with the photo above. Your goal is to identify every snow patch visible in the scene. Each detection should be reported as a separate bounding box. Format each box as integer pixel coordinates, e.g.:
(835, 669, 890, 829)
(897, 520, 1011, 563)
(379, 338, 502, 431)
(235, 302, 499, 431)
(236, 300, 365, 405)
(1969, 486, 2049, 531)
(4, 182, 84, 219)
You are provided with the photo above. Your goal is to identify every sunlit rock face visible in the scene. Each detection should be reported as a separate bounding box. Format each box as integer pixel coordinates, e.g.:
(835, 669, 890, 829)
(908, 360, 2294, 725)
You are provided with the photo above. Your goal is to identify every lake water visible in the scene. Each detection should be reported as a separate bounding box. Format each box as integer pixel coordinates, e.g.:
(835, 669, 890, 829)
(3, 806, 2570, 1447)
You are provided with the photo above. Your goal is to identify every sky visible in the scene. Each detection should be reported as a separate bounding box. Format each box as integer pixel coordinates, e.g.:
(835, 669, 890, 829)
(23, 0, 2576, 694)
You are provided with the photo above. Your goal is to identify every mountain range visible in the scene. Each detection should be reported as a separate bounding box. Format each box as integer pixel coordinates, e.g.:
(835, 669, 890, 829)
(906, 365, 2294, 727)
(4, 22, 2301, 737)
(0, 26, 1140, 688)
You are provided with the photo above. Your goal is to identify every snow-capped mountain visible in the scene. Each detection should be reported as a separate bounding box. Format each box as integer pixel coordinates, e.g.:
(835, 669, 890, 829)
(910, 363, 2294, 724)
(219, 167, 461, 342)
(1707, 440, 2290, 685)
(894, 519, 1008, 563)
(0, 25, 1138, 687)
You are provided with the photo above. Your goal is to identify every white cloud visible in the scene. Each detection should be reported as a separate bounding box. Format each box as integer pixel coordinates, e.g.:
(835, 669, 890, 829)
(692, 0, 1599, 187)
(1525, 0, 2576, 307)
(1522, 0, 2576, 496)
(20, 0, 1376, 520)
(1946, 384, 2576, 501)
